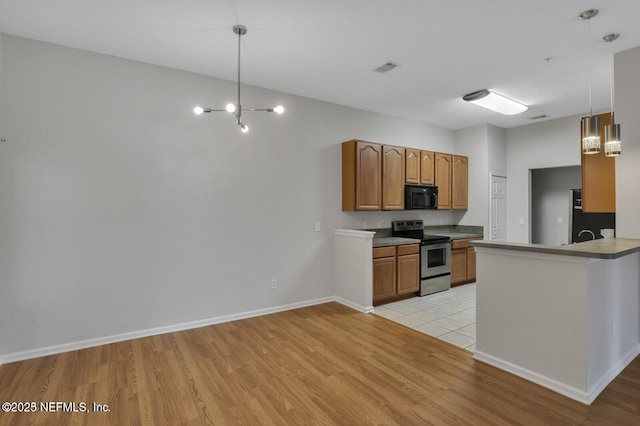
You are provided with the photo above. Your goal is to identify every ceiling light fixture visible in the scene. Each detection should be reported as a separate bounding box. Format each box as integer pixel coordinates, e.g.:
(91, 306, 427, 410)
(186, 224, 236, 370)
(193, 25, 284, 133)
(603, 32, 621, 157)
(579, 9, 600, 154)
(462, 89, 528, 115)
(373, 62, 398, 73)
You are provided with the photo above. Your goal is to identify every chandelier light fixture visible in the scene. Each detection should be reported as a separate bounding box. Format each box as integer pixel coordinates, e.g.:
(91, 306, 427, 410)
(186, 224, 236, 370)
(603, 32, 621, 157)
(462, 89, 528, 115)
(579, 9, 600, 154)
(193, 25, 284, 133)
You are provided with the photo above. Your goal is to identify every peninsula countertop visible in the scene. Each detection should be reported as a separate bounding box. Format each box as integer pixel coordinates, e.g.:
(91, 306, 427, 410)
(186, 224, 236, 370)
(471, 238, 640, 259)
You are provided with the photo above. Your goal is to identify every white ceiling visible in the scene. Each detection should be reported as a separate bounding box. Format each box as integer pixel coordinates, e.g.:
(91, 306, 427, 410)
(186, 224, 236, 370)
(1, 0, 640, 130)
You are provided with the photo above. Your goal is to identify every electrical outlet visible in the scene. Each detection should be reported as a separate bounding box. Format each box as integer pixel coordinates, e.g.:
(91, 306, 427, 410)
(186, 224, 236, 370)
(270, 279, 278, 290)
(314, 221, 321, 232)
(362, 221, 367, 229)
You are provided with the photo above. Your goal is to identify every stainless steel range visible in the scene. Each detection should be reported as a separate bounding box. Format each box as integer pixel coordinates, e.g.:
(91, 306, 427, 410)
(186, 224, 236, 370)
(391, 220, 451, 296)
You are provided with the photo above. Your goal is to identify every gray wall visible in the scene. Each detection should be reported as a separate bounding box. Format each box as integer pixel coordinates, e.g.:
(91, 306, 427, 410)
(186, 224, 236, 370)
(615, 46, 640, 238)
(0, 35, 473, 358)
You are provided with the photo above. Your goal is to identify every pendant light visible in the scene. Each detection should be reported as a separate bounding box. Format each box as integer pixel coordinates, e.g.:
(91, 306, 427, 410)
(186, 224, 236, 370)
(193, 25, 284, 133)
(603, 33, 621, 157)
(579, 9, 600, 154)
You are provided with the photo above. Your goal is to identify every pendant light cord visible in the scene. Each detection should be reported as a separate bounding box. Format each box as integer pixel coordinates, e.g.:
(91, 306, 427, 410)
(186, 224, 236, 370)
(609, 41, 615, 123)
(587, 17, 593, 117)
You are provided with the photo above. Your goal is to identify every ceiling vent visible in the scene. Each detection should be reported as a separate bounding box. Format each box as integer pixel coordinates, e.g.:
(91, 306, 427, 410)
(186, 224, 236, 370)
(373, 62, 398, 73)
(530, 115, 548, 120)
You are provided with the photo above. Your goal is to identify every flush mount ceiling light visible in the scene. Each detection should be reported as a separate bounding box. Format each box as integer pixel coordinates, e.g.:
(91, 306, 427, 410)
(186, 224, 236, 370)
(603, 32, 621, 157)
(193, 25, 284, 133)
(373, 62, 398, 73)
(462, 89, 528, 115)
(462, 89, 529, 115)
(579, 9, 600, 154)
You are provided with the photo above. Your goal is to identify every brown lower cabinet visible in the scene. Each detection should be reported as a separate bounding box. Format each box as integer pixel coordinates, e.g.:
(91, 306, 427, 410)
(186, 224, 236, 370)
(450, 238, 481, 286)
(373, 244, 419, 305)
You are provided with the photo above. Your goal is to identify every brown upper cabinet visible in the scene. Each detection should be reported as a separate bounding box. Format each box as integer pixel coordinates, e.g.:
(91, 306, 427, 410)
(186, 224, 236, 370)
(581, 113, 615, 213)
(420, 150, 435, 185)
(343, 140, 467, 211)
(452, 155, 469, 210)
(382, 145, 405, 210)
(435, 153, 452, 209)
(405, 148, 420, 184)
(342, 140, 404, 211)
(406, 149, 435, 185)
(342, 140, 382, 211)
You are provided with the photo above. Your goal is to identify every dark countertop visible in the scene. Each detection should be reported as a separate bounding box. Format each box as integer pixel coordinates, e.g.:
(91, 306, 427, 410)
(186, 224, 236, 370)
(426, 232, 483, 240)
(372, 237, 421, 248)
(471, 238, 640, 259)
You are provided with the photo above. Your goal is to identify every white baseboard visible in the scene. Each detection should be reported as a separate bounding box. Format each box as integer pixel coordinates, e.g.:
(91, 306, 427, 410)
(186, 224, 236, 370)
(334, 296, 374, 313)
(473, 351, 590, 404)
(0, 296, 334, 365)
(474, 344, 640, 405)
(585, 344, 640, 404)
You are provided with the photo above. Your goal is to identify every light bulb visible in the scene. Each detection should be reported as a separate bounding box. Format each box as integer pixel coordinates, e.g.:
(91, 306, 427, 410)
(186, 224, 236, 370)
(240, 123, 249, 133)
(226, 103, 236, 113)
(273, 105, 284, 114)
(193, 106, 204, 115)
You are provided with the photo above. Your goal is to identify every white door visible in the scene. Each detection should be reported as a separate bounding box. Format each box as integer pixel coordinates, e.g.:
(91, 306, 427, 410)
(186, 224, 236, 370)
(490, 174, 506, 241)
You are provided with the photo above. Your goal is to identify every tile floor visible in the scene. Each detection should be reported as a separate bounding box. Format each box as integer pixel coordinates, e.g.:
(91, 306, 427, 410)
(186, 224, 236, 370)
(374, 283, 476, 352)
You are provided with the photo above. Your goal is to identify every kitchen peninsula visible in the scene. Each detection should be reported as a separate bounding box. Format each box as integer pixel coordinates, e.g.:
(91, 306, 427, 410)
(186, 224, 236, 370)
(472, 238, 640, 405)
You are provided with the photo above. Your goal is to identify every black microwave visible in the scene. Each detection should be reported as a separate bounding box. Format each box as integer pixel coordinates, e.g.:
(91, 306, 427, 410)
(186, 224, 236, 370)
(405, 184, 438, 209)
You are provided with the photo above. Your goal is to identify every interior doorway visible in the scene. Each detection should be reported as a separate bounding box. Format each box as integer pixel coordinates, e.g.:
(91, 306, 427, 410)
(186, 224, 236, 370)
(530, 166, 581, 245)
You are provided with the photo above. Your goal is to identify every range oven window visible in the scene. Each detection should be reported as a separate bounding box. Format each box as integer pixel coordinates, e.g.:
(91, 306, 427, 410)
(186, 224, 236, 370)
(427, 247, 447, 268)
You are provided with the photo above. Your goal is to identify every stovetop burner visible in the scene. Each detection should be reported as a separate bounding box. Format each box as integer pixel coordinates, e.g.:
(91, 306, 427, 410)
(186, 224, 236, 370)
(391, 220, 450, 244)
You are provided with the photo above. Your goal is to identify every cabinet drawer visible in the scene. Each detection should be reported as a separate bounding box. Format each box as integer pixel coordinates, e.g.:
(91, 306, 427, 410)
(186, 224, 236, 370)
(451, 238, 482, 250)
(451, 239, 469, 249)
(373, 246, 396, 259)
(397, 244, 419, 256)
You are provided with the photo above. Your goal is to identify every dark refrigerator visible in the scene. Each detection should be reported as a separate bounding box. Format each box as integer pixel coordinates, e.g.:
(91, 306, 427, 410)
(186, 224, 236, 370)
(569, 189, 615, 243)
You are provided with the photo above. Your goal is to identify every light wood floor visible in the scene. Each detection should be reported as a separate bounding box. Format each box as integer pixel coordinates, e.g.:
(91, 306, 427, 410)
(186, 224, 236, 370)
(1, 302, 639, 425)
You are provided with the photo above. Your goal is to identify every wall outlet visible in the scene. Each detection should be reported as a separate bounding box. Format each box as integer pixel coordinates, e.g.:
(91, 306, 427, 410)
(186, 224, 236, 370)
(314, 221, 321, 232)
(270, 279, 278, 290)
(439, 219, 444, 225)
(376, 222, 382, 229)
(362, 221, 367, 229)
(518, 217, 525, 226)
(557, 216, 563, 225)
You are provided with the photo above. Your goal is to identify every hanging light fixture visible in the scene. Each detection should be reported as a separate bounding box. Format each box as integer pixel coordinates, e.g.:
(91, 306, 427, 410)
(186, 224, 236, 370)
(579, 9, 600, 154)
(603, 33, 621, 157)
(462, 89, 528, 115)
(193, 25, 284, 133)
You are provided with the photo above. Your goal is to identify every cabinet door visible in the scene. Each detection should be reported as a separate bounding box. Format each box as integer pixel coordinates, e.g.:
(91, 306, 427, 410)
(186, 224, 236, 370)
(420, 150, 435, 185)
(452, 155, 468, 210)
(397, 253, 420, 295)
(356, 141, 382, 210)
(581, 113, 615, 213)
(382, 146, 405, 210)
(435, 153, 452, 210)
(466, 246, 476, 282)
(373, 256, 396, 301)
(405, 148, 420, 183)
(450, 248, 467, 285)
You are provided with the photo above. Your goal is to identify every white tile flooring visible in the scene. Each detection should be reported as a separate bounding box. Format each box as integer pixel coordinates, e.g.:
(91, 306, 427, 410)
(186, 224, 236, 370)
(374, 283, 477, 352)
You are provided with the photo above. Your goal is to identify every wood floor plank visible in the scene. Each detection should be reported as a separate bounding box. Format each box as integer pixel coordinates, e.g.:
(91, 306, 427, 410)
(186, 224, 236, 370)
(1, 302, 639, 425)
